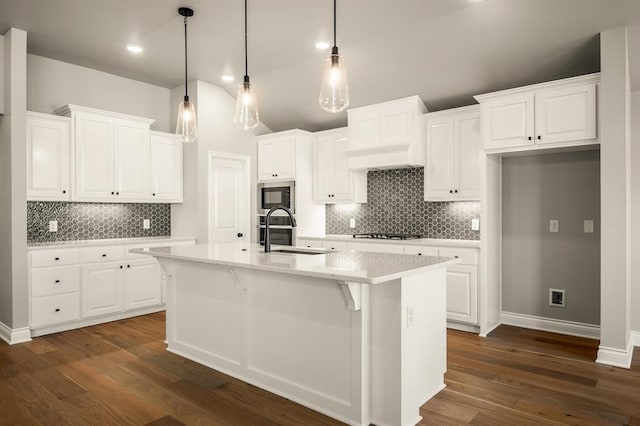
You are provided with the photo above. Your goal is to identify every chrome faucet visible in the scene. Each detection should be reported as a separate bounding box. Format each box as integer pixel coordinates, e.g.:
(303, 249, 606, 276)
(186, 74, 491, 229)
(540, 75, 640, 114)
(264, 205, 297, 253)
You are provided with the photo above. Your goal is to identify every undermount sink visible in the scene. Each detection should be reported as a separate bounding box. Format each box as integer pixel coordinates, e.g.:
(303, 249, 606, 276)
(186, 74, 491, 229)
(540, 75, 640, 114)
(270, 248, 328, 255)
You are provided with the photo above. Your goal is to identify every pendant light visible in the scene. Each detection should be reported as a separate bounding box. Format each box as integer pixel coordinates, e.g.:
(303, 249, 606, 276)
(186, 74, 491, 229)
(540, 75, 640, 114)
(319, 0, 349, 113)
(176, 7, 197, 143)
(234, 0, 259, 131)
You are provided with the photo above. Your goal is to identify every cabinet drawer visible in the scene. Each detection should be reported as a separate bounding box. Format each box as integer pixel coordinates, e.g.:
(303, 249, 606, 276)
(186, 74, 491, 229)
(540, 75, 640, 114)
(31, 265, 81, 297)
(31, 292, 80, 328)
(403, 245, 438, 256)
(81, 246, 124, 263)
(438, 247, 478, 265)
(322, 241, 348, 251)
(31, 249, 80, 268)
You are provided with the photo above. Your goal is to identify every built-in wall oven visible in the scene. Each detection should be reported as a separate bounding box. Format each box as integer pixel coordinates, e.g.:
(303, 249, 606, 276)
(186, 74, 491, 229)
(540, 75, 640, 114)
(258, 181, 295, 214)
(258, 215, 295, 246)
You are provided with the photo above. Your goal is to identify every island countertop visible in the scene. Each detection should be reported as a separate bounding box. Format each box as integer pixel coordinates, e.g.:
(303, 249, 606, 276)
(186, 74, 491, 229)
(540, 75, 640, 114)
(133, 242, 457, 285)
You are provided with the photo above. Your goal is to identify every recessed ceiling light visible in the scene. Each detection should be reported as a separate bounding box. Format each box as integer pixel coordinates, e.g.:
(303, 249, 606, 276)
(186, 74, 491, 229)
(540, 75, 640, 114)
(315, 41, 330, 50)
(222, 75, 235, 83)
(126, 44, 144, 54)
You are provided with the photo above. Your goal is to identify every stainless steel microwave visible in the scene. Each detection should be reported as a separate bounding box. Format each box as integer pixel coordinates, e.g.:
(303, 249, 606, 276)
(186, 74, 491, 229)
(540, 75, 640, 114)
(258, 181, 295, 214)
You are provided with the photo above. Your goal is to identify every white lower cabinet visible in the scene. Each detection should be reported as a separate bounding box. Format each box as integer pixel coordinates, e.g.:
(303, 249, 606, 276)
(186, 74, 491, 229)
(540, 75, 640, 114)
(445, 265, 478, 324)
(124, 260, 161, 310)
(82, 261, 123, 318)
(31, 293, 81, 328)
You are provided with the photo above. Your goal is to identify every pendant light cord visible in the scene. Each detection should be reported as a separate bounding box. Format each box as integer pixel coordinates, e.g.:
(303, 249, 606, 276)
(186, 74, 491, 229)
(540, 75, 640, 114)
(244, 0, 249, 79)
(333, 0, 337, 47)
(184, 16, 189, 99)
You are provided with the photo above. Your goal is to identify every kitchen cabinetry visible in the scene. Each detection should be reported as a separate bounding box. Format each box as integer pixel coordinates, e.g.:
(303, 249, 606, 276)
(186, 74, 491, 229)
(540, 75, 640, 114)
(424, 106, 481, 201)
(124, 260, 161, 309)
(475, 74, 598, 152)
(56, 104, 154, 202)
(150, 131, 183, 202)
(313, 128, 367, 203)
(26, 112, 71, 201)
(82, 261, 123, 317)
(347, 96, 428, 169)
(258, 130, 301, 181)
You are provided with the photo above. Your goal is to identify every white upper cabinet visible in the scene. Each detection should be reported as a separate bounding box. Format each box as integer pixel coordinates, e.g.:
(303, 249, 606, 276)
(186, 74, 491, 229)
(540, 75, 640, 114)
(150, 131, 183, 202)
(26, 112, 71, 201)
(258, 130, 308, 182)
(347, 96, 427, 170)
(475, 74, 599, 153)
(56, 104, 155, 202)
(424, 106, 481, 201)
(313, 128, 366, 204)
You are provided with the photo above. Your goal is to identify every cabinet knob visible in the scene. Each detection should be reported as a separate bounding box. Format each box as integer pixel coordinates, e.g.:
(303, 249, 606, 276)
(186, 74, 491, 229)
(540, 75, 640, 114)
(116, 192, 119, 195)
(528, 136, 532, 141)
(111, 191, 115, 195)
(120, 265, 123, 269)
(54, 257, 60, 261)
(54, 279, 60, 283)
(418, 253, 422, 256)
(454, 189, 458, 193)
(152, 193, 156, 196)
(62, 190, 66, 194)
(449, 190, 453, 194)
(101, 254, 107, 257)
(237, 232, 243, 238)
(55, 308, 60, 312)
(127, 264, 130, 268)
(537, 135, 541, 140)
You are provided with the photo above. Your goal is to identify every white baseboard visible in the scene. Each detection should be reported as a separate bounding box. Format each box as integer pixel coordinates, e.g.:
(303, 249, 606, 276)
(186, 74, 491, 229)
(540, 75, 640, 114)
(632, 331, 640, 348)
(447, 321, 480, 334)
(501, 311, 600, 339)
(597, 340, 633, 369)
(0, 321, 32, 345)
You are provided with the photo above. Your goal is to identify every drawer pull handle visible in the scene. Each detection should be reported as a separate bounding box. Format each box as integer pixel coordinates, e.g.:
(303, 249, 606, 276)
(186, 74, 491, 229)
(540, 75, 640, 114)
(54, 280, 60, 283)
(54, 257, 60, 261)
(101, 254, 107, 257)
(55, 308, 60, 312)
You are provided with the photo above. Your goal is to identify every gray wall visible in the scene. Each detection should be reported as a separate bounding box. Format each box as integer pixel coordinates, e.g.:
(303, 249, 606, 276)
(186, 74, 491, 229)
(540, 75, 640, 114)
(27, 54, 171, 132)
(0, 28, 28, 330)
(502, 151, 601, 325)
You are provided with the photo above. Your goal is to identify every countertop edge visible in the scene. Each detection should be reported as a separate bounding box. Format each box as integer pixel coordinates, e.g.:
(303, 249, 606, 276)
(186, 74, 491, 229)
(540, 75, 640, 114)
(298, 235, 481, 248)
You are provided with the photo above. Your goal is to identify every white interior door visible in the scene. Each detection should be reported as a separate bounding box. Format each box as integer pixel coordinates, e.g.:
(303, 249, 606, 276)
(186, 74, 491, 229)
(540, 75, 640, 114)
(209, 153, 250, 243)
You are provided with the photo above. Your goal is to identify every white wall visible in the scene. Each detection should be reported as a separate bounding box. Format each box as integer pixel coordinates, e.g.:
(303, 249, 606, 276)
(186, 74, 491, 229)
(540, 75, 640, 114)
(27, 54, 171, 131)
(0, 28, 28, 332)
(0, 35, 4, 114)
(631, 89, 640, 333)
(170, 80, 271, 243)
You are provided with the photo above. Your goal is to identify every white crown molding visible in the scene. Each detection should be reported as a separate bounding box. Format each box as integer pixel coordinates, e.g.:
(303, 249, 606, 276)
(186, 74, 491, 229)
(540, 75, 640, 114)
(0, 321, 32, 345)
(500, 311, 600, 339)
(54, 104, 155, 125)
(423, 104, 480, 119)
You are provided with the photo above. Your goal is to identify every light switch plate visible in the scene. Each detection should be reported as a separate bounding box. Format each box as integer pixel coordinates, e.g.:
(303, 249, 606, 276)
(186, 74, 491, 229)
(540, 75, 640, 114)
(471, 218, 480, 231)
(349, 218, 356, 228)
(549, 220, 559, 233)
(143, 219, 150, 229)
(584, 220, 594, 233)
(49, 220, 58, 232)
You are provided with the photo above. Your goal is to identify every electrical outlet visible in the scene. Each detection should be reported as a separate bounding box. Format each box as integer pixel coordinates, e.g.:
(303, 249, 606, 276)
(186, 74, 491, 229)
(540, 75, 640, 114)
(471, 218, 480, 231)
(143, 219, 150, 229)
(349, 218, 356, 228)
(584, 220, 594, 233)
(549, 289, 566, 308)
(49, 220, 58, 232)
(549, 220, 559, 233)
(407, 305, 415, 327)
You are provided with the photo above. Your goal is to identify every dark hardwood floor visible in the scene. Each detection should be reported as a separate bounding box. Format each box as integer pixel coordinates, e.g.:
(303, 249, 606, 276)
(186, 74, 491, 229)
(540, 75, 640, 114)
(0, 313, 638, 425)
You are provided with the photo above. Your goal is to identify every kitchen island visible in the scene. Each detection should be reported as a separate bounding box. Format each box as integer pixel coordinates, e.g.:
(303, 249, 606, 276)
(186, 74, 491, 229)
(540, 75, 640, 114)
(133, 242, 457, 426)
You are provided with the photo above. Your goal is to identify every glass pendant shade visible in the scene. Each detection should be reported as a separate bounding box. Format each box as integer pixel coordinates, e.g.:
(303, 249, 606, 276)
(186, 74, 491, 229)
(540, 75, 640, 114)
(234, 79, 259, 131)
(319, 49, 349, 113)
(176, 98, 197, 143)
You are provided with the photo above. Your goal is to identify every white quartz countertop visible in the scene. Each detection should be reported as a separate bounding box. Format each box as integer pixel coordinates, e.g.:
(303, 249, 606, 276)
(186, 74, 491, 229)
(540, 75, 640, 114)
(133, 242, 458, 285)
(28, 236, 197, 250)
(298, 234, 481, 248)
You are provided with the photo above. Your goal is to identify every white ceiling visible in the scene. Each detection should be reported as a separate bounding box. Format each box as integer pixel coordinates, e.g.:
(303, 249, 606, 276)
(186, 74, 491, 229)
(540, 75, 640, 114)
(1, 0, 640, 132)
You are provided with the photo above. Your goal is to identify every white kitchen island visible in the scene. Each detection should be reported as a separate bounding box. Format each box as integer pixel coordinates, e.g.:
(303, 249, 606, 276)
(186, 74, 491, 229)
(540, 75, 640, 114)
(134, 243, 456, 426)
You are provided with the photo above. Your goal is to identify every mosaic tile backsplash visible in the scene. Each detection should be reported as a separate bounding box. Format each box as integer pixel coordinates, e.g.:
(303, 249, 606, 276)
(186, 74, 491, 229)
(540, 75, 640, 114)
(27, 202, 171, 243)
(326, 168, 481, 240)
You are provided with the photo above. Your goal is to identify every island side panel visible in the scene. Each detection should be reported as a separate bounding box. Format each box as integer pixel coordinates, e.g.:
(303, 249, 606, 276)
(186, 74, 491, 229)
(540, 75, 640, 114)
(160, 258, 370, 425)
(369, 268, 447, 426)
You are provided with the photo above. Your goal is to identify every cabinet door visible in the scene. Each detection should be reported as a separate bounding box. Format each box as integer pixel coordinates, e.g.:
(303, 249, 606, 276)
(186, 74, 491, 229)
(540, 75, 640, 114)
(313, 135, 334, 202)
(82, 262, 123, 318)
(347, 106, 379, 150)
(124, 260, 161, 310)
(481, 94, 534, 150)
(114, 119, 150, 200)
(150, 132, 183, 202)
(424, 116, 455, 200)
(26, 114, 71, 201)
(454, 112, 482, 200)
(75, 112, 114, 200)
(446, 265, 478, 324)
(380, 98, 415, 146)
(534, 84, 596, 145)
(332, 135, 353, 201)
(258, 140, 275, 181)
(274, 138, 296, 180)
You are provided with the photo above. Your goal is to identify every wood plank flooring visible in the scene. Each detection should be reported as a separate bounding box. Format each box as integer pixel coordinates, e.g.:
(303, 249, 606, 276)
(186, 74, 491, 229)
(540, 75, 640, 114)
(0, 313, 637, 425)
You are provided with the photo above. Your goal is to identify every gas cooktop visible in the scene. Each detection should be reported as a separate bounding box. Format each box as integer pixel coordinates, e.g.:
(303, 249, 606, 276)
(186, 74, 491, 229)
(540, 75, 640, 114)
(352, 233, 422, 241)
